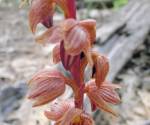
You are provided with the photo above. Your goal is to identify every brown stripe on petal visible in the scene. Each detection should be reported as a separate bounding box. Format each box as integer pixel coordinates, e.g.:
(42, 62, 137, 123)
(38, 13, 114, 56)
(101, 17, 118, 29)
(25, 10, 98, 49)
(35, 26, 62, 44)
(45, 99, 74, 120)
(59, 108, 82, 125)
(52, 44, 61, 64)
(64, 26, 88, 56)
(29, 69, 65, 84)
(81, 113, 94, 125)
(29, 0, 54, 33)
(99, 87, 121, 104)
(87, 93, 118, 116)
(86, 80, 119, 116)
(79, 19, 96, 44)
(92, 53, 109, 87)
(61, 19, 78, 32)
(102, 81, 121, 89)
(28, 69, 66, 107)
(32, 82, 65, 107)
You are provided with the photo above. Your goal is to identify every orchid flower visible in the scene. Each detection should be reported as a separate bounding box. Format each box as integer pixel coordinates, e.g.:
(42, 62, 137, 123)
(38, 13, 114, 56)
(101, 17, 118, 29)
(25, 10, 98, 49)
(29, 0, 76, 33)
(45, 100, 94, 125)
(35, 19, 96, 66)
(25, 0, 121, 124)
(85, 79, 121, 116)
(28, 69, 66, 107)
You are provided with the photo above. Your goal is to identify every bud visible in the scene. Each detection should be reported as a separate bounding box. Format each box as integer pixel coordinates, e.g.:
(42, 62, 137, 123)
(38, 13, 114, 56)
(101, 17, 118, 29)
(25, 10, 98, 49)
(92, 52, 109, 87)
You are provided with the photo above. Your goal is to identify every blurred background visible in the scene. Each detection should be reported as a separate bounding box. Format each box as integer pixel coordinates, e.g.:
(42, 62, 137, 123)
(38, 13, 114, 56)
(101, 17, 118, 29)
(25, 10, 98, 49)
(0, 0, 150, 125)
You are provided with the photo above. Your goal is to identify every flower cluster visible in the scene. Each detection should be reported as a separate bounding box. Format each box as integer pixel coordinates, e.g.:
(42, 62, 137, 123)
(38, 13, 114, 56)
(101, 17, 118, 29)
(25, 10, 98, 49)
(25, 0, 121, 124)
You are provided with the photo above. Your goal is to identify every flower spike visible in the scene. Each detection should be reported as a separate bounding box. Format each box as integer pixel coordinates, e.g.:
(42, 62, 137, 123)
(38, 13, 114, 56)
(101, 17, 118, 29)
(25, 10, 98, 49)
(25, 0, 121, 124)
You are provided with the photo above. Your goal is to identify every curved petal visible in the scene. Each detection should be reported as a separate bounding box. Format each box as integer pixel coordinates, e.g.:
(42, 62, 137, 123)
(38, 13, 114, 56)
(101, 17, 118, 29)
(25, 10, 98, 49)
(52, 44, 61, 64)
(80, 19, 96, 44)
(64, 26, 89, 56)
(28, 69, 66, 107)
(29, 69, 65, 85)
(86, 80, 120, 116)
(88, 93, 117, 116)
(81, 113, 94, 125)
(92, 53, 109, 87)
(29, 0, 54, 33)
(44, 99, 74, 121)
(35, 26, 63, 44)
(83, 46, 93, 66)
(102, 81, 121, 89)
(61, 19, 78, 32)
(80, 54, 88, 81)
(100, 82, 121, 104)
(59, 108, 82, 125)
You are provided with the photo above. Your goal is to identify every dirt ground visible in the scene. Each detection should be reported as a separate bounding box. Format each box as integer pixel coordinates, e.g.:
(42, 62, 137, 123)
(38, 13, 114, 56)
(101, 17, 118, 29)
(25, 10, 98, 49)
(95, 34, 150, 125)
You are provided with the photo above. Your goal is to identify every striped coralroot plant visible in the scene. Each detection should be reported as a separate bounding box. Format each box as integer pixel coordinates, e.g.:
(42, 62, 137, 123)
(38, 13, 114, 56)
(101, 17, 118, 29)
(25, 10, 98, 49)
(25, 0, 121, 124)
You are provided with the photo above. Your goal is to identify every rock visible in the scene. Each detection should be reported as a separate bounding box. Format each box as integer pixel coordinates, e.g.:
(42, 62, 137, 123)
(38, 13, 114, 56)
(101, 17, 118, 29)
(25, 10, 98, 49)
(0, 82, 27, 119)
(10, 100, 50, 125)
(142, 77, 150, 91)
(133, 106, 146, 117)
(138, 91, 150, 118)
(0, 67, 16, 84)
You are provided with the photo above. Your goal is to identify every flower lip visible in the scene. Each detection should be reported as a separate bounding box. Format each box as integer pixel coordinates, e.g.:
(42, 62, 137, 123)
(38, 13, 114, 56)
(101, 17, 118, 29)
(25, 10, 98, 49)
(85, 79, 121, 116)
(44, 99, 74, 121)
(56, 108, 94, 125)
(45, 99, 94, 125)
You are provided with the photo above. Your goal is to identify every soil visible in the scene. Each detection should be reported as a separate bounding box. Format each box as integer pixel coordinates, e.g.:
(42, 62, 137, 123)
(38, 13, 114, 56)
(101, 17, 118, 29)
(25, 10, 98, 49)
(0, 5, 150, 125)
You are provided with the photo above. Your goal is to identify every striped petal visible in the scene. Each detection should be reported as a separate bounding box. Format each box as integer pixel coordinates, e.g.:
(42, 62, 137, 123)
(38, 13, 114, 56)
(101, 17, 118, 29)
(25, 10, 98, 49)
(52, 44, 61, 64)
(86, 79, 121, 116)
(79, 19, 96, 44)
(60, 19, 78, 32)
(64, 25, 89, 56)
(44, 99, 74, 121)
(35, 26, 62, 44)
(92, 52, 109, 87)
(29, 0, 54, 33)
(28, 69, 66, 107)
(100, 81, 121, 104)
(81, 113, 94, 125)
(55, 108, 94, 125)
(58, 108, 82, 125)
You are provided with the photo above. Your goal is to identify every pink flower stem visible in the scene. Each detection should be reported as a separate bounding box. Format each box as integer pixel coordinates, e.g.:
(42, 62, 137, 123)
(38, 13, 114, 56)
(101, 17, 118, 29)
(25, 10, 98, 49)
(64, 0, 84, 109)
